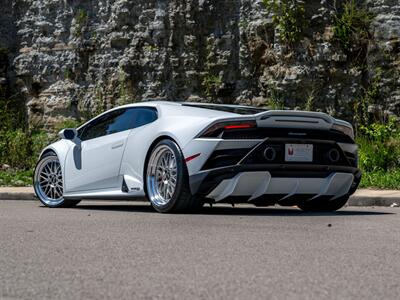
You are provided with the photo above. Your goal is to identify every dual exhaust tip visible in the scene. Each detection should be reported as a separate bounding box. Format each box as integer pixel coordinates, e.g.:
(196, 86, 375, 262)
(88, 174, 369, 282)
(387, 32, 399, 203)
(263, 146, 341, 163)
(263, 147, 277, 161)
(327, 148, 340, 163)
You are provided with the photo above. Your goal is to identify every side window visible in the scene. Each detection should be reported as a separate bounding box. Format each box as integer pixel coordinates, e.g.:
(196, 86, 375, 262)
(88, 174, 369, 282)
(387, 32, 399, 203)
(78, 107, 158, 141)
(79, 109, 126, 141)
(106, 109, 136, 134)
(130, 108, 158, 129)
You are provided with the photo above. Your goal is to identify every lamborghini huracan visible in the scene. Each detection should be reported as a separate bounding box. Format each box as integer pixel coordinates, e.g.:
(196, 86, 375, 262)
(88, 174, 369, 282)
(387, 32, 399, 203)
(34, 101, 361, 212)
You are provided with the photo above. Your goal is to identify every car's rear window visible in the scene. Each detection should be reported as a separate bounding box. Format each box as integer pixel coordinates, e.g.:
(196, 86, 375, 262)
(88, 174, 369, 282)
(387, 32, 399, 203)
(182, 103, 267, 115)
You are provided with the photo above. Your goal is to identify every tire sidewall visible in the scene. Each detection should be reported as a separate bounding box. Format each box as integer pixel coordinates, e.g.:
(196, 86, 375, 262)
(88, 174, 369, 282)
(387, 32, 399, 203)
(145, 139, 188, 212)
(34, 153, 66, 208)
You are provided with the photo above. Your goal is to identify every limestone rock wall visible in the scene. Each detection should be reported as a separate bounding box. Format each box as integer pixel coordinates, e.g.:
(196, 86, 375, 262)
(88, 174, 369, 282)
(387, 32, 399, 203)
(0, 0, 399, 129)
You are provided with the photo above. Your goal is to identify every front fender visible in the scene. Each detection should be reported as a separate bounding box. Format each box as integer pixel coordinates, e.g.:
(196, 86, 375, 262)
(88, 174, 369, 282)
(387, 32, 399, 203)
(38, 140, 73, 179)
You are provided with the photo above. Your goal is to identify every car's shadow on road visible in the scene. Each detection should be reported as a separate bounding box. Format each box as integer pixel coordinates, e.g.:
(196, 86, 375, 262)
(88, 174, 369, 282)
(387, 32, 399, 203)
(196, 206, 395, 217)
(64, 202, 395, 217)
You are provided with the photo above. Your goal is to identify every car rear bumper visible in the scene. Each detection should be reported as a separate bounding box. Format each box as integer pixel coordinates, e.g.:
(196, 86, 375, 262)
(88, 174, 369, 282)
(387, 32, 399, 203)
(189, 164, 361, 204)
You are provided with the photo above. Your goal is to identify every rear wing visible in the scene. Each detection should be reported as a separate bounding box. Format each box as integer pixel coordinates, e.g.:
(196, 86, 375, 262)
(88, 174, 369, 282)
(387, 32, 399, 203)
(197, 110, 352, 138)
(255, 110, 335, 130)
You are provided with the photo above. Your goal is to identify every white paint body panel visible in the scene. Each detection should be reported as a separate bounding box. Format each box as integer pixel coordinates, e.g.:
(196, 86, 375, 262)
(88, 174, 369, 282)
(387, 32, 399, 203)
(64, 130, 130, 192)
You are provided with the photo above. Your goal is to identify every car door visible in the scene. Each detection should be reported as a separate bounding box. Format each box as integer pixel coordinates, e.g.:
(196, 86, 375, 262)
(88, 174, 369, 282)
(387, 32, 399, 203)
(64, 108, 137, 193)
(119, 107, 159, 193)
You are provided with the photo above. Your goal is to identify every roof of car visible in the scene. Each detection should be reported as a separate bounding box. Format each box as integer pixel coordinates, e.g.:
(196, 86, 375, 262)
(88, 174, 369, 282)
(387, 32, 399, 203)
(118, 101, 266, 116)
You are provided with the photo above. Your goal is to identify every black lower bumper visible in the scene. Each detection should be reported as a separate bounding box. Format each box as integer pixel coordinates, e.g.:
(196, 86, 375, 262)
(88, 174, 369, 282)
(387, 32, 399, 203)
(189, 164, 362, 197)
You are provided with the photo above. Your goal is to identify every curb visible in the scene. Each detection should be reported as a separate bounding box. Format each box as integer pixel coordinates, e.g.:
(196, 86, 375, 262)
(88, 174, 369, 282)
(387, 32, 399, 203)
(0, 187, 36, 201)
(0, 188, 399, 207)
(349, 190, 400, 207)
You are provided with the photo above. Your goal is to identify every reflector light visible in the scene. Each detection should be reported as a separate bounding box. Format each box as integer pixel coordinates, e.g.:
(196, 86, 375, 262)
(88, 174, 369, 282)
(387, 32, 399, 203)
(185, 153, 201, 162)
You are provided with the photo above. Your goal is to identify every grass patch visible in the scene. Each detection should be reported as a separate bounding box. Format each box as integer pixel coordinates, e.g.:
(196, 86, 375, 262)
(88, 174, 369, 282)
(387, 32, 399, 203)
(0, 170, 33, 187)
(360, 170, 400, 190)
(356, 117, 400, 189)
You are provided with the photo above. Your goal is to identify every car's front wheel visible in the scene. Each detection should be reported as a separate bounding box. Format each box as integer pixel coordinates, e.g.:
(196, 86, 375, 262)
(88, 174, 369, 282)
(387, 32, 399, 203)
(145, 139, 202, 213)
(297, 195, 349, 212)
(34, 153, 80, 208)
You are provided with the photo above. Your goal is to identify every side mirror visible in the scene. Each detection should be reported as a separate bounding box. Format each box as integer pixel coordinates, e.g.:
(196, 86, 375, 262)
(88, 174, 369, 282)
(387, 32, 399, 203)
(58, 128, 78, 141)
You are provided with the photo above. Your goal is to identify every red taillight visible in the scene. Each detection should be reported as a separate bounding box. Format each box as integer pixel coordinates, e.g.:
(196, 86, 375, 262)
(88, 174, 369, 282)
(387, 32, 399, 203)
(224, 124, 254, 130)
(200, 120, 257, 137)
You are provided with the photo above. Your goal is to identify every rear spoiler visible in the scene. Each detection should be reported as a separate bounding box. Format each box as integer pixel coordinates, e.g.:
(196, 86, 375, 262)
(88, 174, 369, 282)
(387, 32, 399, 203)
(255, 110, 335, 130)
(198, 110, 350, 138)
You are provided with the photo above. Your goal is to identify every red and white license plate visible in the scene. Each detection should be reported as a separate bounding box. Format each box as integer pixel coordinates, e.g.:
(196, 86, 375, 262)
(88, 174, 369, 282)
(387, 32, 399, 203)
(285, 144, 313, 162)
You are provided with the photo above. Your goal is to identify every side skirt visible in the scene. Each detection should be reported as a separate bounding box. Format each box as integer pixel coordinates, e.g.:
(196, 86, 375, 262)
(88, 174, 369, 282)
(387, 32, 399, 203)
(64, 189, 148, 201)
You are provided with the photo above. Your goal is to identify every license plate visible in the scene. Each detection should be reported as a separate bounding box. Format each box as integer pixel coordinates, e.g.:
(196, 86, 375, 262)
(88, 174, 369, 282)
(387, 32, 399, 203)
(285, 144, 313, 162)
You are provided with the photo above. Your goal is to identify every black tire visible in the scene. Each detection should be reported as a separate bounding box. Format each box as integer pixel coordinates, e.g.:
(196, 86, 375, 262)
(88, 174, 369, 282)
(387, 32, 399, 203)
(34, 152, 81, 208)
(297, 195, 349, 212)
(145, 139, 203, 213)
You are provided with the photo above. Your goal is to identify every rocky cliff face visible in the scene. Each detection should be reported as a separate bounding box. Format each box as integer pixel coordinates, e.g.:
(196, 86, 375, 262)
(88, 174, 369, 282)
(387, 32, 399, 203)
(1, 0, 399, 129)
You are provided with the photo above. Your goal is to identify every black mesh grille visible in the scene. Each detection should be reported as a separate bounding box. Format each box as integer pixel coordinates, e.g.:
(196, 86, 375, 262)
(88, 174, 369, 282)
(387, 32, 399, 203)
(201, 149, 249, 170)
(344, 152, 357, 167)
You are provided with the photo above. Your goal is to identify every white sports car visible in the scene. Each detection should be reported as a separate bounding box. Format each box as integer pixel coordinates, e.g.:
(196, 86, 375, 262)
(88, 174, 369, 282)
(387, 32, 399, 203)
(34, 101, 361, 213)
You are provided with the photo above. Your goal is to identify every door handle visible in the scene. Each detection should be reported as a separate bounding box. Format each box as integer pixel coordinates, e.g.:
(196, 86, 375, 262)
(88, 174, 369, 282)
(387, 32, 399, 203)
(111, 142, 124, 149)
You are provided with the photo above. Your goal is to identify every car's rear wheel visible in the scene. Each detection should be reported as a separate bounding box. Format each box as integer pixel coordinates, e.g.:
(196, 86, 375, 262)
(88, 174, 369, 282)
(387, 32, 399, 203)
(297, 195, 349, 212)
(34, 153, 80, 208)
(145, 139, 202, 213)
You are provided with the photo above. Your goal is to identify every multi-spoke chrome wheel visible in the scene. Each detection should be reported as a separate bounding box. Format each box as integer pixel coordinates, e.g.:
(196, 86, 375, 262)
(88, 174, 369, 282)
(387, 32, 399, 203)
(34, 155, 64, 206)
(146, 145, 178, 207)
(145, 139, 203, 213)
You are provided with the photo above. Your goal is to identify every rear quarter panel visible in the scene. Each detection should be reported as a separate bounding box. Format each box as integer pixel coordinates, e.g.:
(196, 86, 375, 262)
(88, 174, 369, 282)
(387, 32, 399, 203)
(119, 114, 215, 188)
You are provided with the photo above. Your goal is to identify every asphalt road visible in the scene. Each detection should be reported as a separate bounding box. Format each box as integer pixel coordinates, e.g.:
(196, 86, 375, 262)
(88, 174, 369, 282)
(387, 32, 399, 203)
(1, 200, 400, 300)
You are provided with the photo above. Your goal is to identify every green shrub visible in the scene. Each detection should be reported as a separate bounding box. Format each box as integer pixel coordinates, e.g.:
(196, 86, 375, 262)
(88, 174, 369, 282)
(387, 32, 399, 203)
(355, 117, 400, 189)
(358, 137, 394, 172)
(0, 130, 54, 170)
(73, 9, 88, 37)
(202, 74, 222, 98)
(0, 116, 82, 171)
(0, 74, 75, 180)
(264, 82, 285, 109)
(54, 119, 82, 132)
(354, 70, 382, 127)
(359, 117, 398, 142)
(0, 87, 25, 132)
(0, 130, 31, 169)
(29, 131, 54, 166)
(357, 117, 400, 172)
(333, 0, 372, 53)
(263, 0, 306, 45)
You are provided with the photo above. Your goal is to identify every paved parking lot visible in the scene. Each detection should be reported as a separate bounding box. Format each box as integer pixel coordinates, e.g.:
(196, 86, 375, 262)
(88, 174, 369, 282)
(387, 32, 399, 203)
(1, 200, 400, 299)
